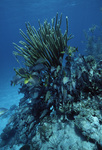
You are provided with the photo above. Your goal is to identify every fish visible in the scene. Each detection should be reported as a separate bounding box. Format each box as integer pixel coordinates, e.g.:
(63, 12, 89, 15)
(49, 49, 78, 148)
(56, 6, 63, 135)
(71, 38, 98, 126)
(61, 46, 78, 57)
(19, 144, 31, 150)
(40, 109, 49, 119)
(9, 104, 17, 111)
(24, 75, 40, 86)
(0, 108, 8, 116)
(35, 57, 47, 64)
(11, 75, 25, 86)
(31, 63, 45, 71)
(63, 77, 69, 84)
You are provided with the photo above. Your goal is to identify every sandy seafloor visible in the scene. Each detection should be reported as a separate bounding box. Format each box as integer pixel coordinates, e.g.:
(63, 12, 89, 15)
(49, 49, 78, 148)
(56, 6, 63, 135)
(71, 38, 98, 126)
(0, 84, 22, 133)
(0, 76, 23, 149)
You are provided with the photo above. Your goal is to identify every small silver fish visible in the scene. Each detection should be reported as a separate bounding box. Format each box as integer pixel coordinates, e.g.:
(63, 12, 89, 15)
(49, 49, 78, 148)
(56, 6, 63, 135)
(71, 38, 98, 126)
(11, 75, 25, 85)
(0, 108, 8, 116)
(32, 64, 45, 71)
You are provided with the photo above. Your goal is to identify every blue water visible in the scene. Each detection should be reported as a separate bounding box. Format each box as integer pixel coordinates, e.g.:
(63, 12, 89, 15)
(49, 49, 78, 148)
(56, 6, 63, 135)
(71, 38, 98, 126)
(0, 0, 102, 107)
(0, 1, 102, 149)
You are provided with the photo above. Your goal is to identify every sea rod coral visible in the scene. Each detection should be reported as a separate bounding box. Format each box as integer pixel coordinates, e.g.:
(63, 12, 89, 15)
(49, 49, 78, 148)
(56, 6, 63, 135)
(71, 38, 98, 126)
(13, 12, 74, 70)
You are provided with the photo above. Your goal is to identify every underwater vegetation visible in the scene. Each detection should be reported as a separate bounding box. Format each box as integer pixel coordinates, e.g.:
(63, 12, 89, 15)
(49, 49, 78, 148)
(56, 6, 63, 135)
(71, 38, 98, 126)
(0, 13, 102, 150)
(13, 12, 74, 69)
(84, 24, 102, 61)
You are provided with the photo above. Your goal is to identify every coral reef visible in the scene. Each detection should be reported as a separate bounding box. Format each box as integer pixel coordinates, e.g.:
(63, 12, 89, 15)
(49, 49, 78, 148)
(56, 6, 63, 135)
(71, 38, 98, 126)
(83, 24, 102, 61)
(0, 14, 102, 150)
